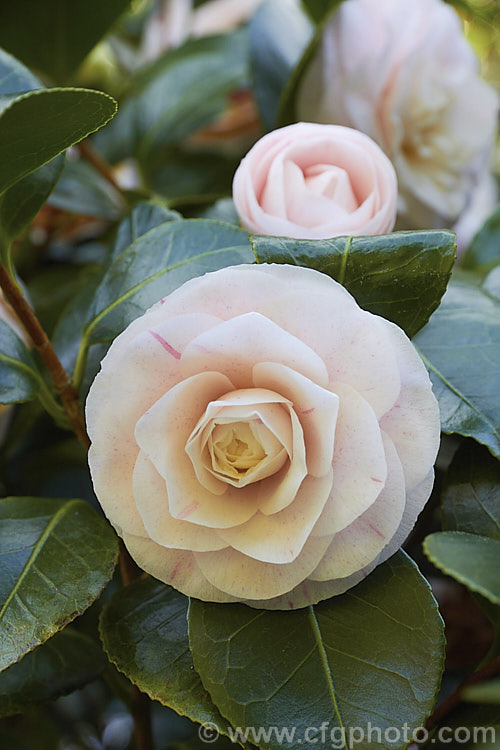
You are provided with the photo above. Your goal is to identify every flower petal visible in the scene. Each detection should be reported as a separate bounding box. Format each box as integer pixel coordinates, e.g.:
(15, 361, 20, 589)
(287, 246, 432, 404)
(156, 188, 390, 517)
(380, 320, 440, 489)
(219, 469, 333, 563)
(309, 432, 405, 579)
(313, 382, 387, 535)
(181, 312, 329, 388)
(132, 451, 227, 551)
(195, 535, 331, 600)
(252, 362, 339, 477)
(122, 532, 238, 603)
(134, 372, 262, 528)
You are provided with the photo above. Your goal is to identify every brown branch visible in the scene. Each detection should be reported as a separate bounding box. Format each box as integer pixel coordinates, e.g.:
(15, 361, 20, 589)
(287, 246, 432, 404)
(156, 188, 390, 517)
(426, 655, 500, 729)
(78, 140, 127, 199)
(0, 264, 90, 450)
(0, 262, 154, 750)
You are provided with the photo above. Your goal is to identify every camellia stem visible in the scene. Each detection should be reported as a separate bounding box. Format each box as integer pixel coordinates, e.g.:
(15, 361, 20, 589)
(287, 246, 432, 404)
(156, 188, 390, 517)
(0, 261, 154, 750)
(0, 263, 90, 450)
(78, 140, 128, 204)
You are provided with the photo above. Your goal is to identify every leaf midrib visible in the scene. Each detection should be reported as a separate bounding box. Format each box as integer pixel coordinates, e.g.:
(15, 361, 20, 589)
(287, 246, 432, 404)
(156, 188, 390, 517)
(0, 499, 80, 623)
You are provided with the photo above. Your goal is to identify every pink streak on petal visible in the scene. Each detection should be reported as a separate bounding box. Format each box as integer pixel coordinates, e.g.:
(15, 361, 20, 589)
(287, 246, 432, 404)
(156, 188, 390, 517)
(302, 407, 315, 415)
(371, 477, 383, 483)
(368, 523, 385, 539)
(177, 501, 200, 520)
(149, 330, 182, 360)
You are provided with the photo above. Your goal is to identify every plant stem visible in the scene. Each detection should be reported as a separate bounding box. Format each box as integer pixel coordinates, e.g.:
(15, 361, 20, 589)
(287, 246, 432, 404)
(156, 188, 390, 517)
(0, 263, 90, 450)
(426, 654, 500, 729)
(0, 261, 154, 750)
(78, 140, 128, 204)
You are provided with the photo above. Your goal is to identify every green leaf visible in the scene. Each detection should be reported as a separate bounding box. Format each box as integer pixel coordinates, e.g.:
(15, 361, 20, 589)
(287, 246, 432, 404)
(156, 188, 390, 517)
(111, 201, 182, 261)
(83, 219, 253, 345)
(249, 0, 313, 128)
(441, 441, 500, 540)
(0, 629, 105, 718)
(483, 265, 500, 300)
(99, 577, 227, 733)
(462, 206, 500, 271)
(0, 156, 64, 250)
(0, 496, 118, 672)
(142, 148, 239, 206)
(198, 199, 240, 227)
(463, 680, 500, 705)
(0, 88, 117, 197)
(414, 280, 500, 457)
(0, 320, 40, 404)
(94, 32, 248, 165)
(252, 229, 456, 338)
(48, 158, 124, 220)
(188, 552, 445, 750)
(424, 532, 500, 605)
(0, 0, 132, 82)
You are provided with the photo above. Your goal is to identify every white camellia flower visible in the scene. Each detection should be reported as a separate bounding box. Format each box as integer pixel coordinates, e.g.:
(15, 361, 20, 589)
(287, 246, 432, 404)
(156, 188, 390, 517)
(297, 0, 499, 235)
(233, 122, 398, 239)
(86, 264, 440, 609)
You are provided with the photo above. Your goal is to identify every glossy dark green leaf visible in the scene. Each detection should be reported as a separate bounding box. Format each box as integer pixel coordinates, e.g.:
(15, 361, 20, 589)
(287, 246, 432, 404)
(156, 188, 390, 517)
(0, 629, 105, 717)
(99, 577, 226, 733)
(252, 229, 455, 338)
(142, 148, 239, 206)
(0, 51, 63, 252)
(94, 32, 248, 165)
(441, 441, 500, 540)
(0, 320, 40, 404)
(0, 496, 118, 672)
(48, 158, 124, 220)
(111, 201, 182, 261)
(189, 552, 445, 750)
(83, 219, 253, 345)
(424, 532, 500, 605)
(0, 157, 64, 250)
(0, 88, 116, 196)
(414, 280, 500, 457)
(249, 0, 313, 128)
(0, 0, 132, 82)
(462, 206, 500, 271)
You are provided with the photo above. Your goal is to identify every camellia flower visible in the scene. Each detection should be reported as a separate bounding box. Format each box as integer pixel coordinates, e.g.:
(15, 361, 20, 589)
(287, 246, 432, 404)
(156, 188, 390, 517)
(232, 122, 398, 238)
(297, 0, 499, 234)
(86, 264, 440, 609)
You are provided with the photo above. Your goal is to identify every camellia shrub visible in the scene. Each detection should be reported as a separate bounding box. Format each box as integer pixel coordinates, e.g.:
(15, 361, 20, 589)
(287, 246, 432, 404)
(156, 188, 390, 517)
(0, 1, 498, 749)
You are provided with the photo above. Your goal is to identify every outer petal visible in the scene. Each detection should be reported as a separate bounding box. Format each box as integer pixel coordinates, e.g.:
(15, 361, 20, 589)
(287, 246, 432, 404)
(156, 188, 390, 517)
(257, 297, 401, 419)
(195, 535, 331, 600)
(380, 320, 440, 489)
(134, 372, 262, 528)
(309, 432, 405, 579)
(180, 312, 329, 388)
(86, 313, 221, 534)
(313, 382, 387, 535)
(252, 362, 339, 477)
(376, 468, 435, 566)
(219, 469, 334, 563)
(132, 452, 227, 551)
(122, 532, 238, 603)
(243, 560, 379, 610)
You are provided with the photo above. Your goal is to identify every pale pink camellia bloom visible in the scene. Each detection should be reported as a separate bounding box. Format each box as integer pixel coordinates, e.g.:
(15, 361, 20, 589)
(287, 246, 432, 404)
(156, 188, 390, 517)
(297, 0, 499, 236)
(232, 122, 398, 239)
(86, 264, 440, 609)
(141, 0, 263, 62)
